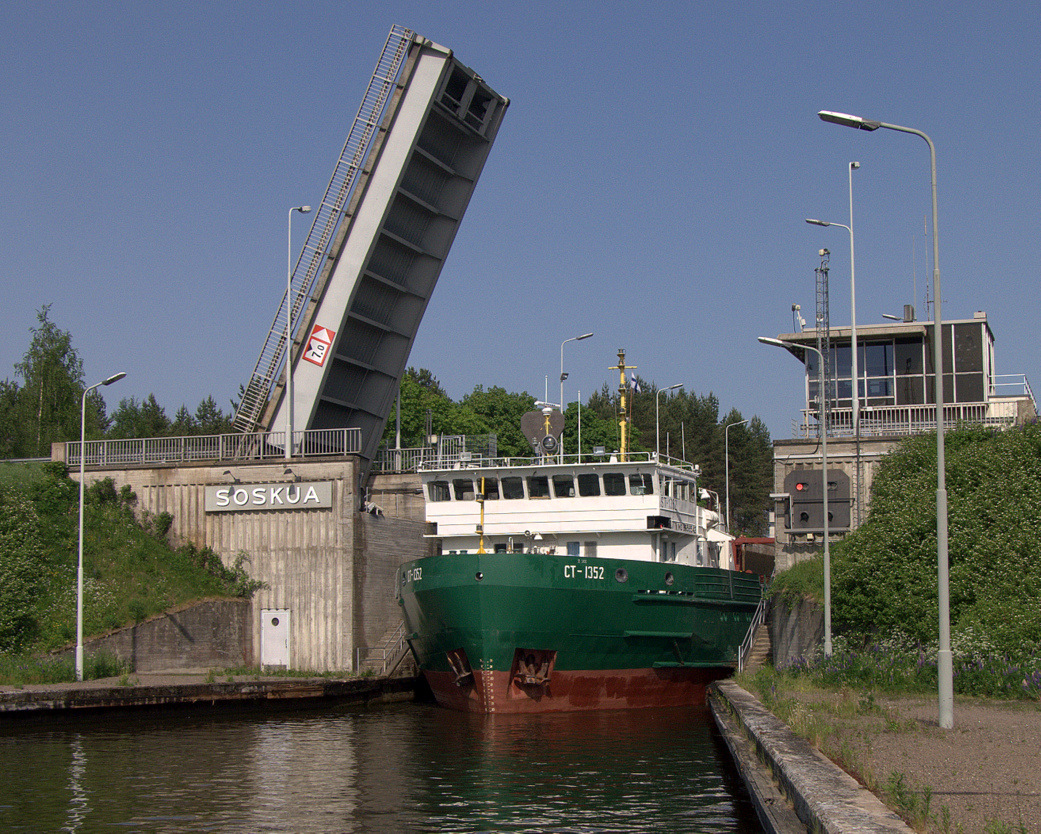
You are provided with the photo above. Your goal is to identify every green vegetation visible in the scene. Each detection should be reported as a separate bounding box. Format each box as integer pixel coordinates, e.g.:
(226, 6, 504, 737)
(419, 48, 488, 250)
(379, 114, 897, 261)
(0, 461, 262, 665)
(770, 422, 1041, 697)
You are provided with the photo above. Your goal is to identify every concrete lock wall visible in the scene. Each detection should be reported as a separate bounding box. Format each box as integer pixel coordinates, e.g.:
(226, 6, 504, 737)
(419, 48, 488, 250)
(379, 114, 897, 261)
(56, 598, 251, 672)
(68, 455, 428, 673)
(769, 594, 824, 669)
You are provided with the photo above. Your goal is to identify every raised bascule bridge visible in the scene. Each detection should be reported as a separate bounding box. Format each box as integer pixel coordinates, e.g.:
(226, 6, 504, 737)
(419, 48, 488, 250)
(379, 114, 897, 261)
(63, 27, 510, 673)
(234, 25, 509, 486)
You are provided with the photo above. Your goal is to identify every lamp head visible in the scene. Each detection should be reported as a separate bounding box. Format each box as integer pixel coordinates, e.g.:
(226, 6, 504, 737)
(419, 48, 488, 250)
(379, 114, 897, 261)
(102, 372, 127, 386)
(818, 110, 881, 131)
(806, 218, 829, 227)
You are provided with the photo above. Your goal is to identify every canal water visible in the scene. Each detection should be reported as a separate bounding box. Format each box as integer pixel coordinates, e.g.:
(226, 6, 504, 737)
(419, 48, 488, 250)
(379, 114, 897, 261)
(0, 701, 762, 832)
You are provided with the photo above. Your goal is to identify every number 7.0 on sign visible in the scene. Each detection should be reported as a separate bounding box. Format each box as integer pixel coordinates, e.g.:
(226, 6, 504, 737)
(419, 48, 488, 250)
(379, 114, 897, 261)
(303, 325, 335, 367)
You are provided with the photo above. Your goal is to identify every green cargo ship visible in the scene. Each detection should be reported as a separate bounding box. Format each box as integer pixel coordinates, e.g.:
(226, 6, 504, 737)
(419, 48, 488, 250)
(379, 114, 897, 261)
(398, 353, 764, 712)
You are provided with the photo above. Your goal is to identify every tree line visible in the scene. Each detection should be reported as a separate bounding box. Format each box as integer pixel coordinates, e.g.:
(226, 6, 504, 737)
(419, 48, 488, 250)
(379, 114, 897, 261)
(0, 307, 234, 459)
(2, 307, 775, 534)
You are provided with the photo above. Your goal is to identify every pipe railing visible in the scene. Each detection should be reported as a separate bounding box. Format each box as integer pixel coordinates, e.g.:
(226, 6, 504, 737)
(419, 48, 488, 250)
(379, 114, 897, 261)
(65, 427, 362, 468)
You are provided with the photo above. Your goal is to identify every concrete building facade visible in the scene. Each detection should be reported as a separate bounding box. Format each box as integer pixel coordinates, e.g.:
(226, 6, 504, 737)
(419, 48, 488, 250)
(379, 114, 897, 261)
(56, 445, 429, 672)
(769, 309, 1036, 570)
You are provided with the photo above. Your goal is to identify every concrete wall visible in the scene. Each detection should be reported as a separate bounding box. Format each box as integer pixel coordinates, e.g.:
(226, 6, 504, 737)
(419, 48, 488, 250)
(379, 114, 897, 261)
(68, 455, 427, 673)
(768, 595, 823, 669)
(56, 598, 250, 672)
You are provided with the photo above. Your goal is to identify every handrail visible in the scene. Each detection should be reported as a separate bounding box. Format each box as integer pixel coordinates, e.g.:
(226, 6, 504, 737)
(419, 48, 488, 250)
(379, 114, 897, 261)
(793, 400, 1025, 439)
(355, 621, 411, 676)
(737, 584, 769, 672)
(372, 446, 701, 474)
(64, 427, 362, 468)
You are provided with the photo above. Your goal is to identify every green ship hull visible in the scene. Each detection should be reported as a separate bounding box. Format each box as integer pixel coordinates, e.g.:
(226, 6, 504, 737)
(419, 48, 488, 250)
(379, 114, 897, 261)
(397, 551, 762, 713)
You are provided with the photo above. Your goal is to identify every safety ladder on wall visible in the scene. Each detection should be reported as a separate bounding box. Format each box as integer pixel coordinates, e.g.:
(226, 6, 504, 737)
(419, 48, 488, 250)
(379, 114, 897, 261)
(233, 25, 416, 433)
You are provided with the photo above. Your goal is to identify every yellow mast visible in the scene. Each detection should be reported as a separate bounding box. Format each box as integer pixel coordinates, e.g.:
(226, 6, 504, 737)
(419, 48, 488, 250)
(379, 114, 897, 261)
(477, 476, 486, 553)
(609, 349, 637, 461)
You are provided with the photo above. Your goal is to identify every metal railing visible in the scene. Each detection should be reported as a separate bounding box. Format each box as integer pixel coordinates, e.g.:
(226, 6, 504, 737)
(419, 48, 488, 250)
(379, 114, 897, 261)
(795, 400, 1025, 439)
(991, 373, 1035, 406)
(371, 446, 702, 473)
(65, 427, 362, 468)
(355, 621, 411, 676)
(738, 587, 769, 673)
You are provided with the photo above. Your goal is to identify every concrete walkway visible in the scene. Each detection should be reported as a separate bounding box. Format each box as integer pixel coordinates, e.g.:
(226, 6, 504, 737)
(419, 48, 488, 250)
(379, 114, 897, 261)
(0, 670, 417, 715)
(709, 680, 913, 834)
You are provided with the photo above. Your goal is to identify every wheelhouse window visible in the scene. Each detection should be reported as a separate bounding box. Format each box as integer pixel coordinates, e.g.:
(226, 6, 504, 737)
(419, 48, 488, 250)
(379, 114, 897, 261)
(603, 473, 626, 496)
(528, 475, 550, 498)
(428, 480, 450, 502)
(452, 478, 475, 501)
(552, 474, 575, 498)
(502, 477, 525, 500)
(479, 477, 500, 500)
(630, 473, 654, 495)
(577, 473, 601, 497)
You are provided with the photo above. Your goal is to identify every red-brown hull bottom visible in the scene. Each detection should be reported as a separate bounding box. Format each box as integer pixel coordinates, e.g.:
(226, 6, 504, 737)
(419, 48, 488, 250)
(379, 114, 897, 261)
(423, 666, 731, 714)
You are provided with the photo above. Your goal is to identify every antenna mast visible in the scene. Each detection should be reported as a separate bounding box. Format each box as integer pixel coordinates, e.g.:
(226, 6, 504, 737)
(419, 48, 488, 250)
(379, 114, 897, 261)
(815, 249, 832, 438)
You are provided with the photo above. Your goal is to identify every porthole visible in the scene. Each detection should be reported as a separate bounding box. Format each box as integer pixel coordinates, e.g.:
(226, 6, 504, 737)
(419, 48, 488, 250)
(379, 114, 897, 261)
(271, 617, 280, 627)
(475, 572, 484, 581)
(615, 568, 628, 583)
(664, 572, 674, 586)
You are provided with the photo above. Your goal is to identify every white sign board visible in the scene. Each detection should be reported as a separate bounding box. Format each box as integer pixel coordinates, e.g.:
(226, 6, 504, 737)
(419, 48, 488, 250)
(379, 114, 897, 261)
(205, 482, 333, 512)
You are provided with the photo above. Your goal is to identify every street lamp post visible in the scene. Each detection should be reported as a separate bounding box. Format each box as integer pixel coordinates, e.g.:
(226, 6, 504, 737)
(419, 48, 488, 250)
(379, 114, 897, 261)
(725, 418, 750, 534)
(760, 336, 832, 657)
(286, 205, 312, 460)
(656, 384, 683, 459)
(77, 371, 126, 681)
(818, 109, 951, 729)
(559, 333, 593, 459)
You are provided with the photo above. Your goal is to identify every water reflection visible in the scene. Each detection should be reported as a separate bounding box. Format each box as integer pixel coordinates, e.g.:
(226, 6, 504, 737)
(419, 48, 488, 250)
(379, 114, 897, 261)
(0, 703, 760, 832)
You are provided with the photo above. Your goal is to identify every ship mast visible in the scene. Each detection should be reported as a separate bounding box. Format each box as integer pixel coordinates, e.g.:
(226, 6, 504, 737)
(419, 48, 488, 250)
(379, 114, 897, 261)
(610, 349, 637, 461)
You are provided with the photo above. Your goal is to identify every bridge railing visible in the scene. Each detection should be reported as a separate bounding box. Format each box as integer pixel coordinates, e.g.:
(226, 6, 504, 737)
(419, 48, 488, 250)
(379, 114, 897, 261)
(65, 428, 362, 468)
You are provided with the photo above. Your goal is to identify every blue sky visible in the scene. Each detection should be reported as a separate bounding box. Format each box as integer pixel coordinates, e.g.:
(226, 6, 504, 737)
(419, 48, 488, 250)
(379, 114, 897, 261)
(4, 1, 1039, 440)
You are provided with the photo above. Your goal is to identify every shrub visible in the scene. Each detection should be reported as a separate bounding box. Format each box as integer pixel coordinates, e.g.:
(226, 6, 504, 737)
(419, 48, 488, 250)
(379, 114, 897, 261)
(0, 485, 46, 652)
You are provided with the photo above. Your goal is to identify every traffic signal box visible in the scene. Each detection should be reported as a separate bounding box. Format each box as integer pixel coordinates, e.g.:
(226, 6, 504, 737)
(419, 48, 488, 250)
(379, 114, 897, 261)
(783, 469, 851, 533)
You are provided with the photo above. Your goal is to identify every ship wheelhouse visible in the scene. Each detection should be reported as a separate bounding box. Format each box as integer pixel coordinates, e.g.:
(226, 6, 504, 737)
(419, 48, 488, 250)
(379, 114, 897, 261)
(421, 454, 732, 568)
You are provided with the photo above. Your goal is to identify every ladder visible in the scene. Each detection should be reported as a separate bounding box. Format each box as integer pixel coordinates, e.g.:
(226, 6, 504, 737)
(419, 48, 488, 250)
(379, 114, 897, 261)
(234, 25, 416, 433)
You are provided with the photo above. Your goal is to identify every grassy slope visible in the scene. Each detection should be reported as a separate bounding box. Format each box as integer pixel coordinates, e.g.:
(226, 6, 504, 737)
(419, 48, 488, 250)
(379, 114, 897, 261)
(1, 461, 243, 653)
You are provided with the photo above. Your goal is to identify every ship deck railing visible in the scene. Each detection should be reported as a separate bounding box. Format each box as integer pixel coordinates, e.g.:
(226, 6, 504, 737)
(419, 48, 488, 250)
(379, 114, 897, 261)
(373, 446, 697, 474)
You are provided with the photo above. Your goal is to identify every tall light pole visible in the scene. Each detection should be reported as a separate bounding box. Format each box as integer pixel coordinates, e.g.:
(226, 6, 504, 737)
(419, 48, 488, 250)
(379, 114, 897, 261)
(286, 205, 312, 460)
(559, 332, 593, 459)
(725, 418, 750, 534)
(807, 167, 860, 525)
(656, 383, 682, 459)
(77, 371, 126, 681)
(760, 336, 832, 657)
(818, 110, 951, 729)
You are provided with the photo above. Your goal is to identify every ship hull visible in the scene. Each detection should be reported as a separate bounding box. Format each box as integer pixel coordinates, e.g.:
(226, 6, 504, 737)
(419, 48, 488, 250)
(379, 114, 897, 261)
(397, 552, 762, 714)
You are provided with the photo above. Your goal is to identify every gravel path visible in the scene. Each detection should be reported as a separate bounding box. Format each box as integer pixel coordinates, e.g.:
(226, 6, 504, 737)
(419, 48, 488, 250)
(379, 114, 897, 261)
(812, 691, 1041, 832)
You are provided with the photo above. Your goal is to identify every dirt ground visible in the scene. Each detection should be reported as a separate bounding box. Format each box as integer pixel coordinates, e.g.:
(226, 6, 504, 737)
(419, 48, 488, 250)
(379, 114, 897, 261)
(802, 690, 1041, 832)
